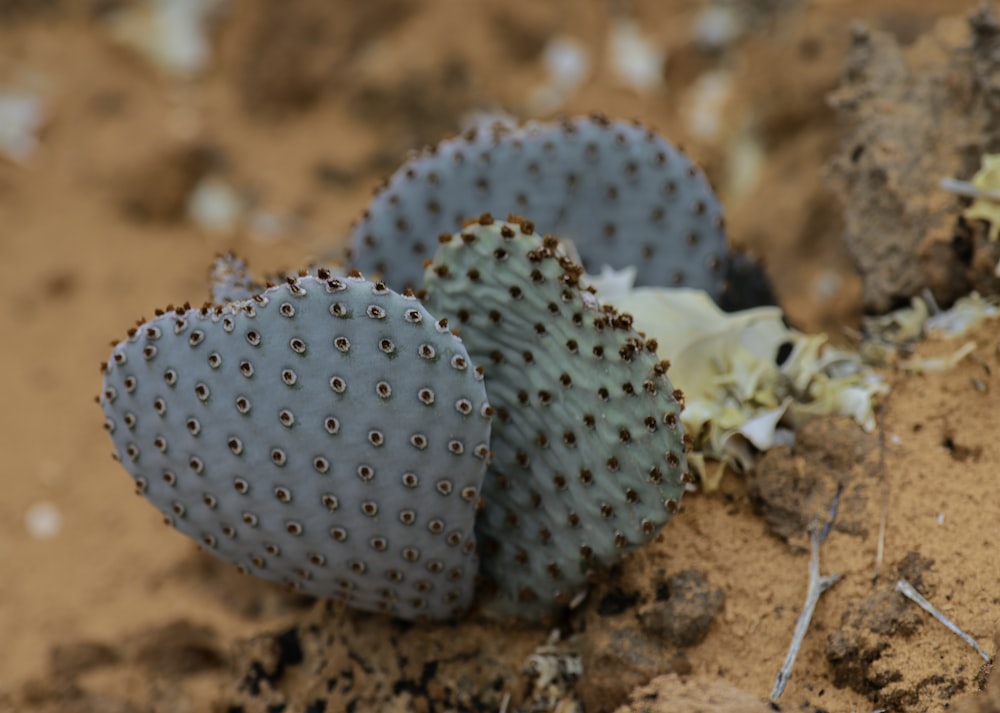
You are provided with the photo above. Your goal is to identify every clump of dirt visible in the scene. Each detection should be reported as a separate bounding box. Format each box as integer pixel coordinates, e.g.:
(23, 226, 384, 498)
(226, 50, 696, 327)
(826, 589, 923, 694)
(577, 569, 726, 712)
(823, 549, 992, 713)
(576, 624, 692, 713)
(636, 570, 725, 649)
(828, 6, 1000, 313)
(824, 553, 963, 712)
(748, 417, 880, 549)
(222, 603, 544, 713)
(612, 673, 771, 713)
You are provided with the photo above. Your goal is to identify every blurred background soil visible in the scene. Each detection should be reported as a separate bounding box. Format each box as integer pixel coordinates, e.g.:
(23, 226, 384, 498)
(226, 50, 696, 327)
(0, 1, 998, 712)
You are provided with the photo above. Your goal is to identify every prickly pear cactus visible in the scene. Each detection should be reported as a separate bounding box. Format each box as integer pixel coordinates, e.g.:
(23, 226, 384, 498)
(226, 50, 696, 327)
(99, 270, 492, 621)
(210, 253, 261, 305)
(422, 216, 690, 620)
(350, 115, 729, 300)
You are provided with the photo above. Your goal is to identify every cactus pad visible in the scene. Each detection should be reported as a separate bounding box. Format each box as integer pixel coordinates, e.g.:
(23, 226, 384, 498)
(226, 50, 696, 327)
(210, 253, 262, 305)
(350, 115, 729, 300)
(99, 271, 492, 621)
(422, 216, 690, 620)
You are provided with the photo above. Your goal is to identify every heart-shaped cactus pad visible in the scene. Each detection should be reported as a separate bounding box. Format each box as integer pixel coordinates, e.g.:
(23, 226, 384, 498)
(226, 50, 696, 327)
(422, 216, 690, 620)
(99, 270, 492, 621)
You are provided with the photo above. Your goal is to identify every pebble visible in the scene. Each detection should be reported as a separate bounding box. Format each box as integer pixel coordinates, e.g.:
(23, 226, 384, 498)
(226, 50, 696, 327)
(25, 501, 62, 540)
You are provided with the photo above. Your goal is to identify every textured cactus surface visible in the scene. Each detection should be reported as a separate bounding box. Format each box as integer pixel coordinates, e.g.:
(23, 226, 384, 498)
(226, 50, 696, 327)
(422, 216, 690, 620)
(99, 271, 492, 620)
(350, 115, 729, 300)
(210, 253, 261, 305)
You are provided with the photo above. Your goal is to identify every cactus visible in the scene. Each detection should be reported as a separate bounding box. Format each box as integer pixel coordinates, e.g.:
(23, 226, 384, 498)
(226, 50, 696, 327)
(421, 216, 690, 621)
(98, 270, 492, 621)
(350, 115, 730, 301)
(209, 253, 261, 305)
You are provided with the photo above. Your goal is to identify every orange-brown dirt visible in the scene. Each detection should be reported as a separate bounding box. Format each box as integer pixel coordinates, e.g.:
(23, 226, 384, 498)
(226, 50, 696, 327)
(1, 2, 998, 712)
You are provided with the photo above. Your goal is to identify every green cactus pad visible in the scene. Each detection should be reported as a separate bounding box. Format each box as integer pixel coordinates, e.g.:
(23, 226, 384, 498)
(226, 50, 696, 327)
(422, 216, 690, 620)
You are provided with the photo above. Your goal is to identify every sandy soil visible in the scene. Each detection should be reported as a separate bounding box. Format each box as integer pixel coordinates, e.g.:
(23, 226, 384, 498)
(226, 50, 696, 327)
(0, 2, 997, 712)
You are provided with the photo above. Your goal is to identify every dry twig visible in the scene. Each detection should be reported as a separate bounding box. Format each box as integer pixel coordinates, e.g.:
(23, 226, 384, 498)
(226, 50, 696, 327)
(770, 488, 844, 701)
(896, 579, 993, 663)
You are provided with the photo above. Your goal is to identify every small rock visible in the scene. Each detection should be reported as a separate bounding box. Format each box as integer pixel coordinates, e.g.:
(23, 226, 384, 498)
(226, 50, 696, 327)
(578, 626, 690, 713)
(186, 175, 246, 236)
(104, 0, 224, 79)
(637, 569, 724, 648)
(608, 18, 664, 92)
(692, 6, 745, 51)
(24, 501, 62, 540)
(530, 36, 591, 112)
(0, 91, 45, 162)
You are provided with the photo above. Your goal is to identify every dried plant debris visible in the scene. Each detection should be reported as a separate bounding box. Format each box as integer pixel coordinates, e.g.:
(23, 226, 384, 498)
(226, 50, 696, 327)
(421, 216, 689, 621)
(945, 153, 1000, 242)
(351, 116, 731, 301)
(895, 579, 992, 663)
(859, 292, 1000, 369)
(589, 268, 886, 482)
(828, 6, 1000, 312)
(99, 271, 491, 620)
(522, 630, 584, 713)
